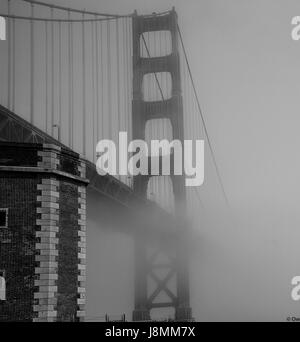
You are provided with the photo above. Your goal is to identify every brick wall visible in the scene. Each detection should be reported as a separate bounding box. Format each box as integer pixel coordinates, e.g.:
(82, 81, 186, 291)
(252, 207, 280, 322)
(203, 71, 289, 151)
(0, 143, 88, 322)
(0, 174, 38, 322)
(56, 181, 80, 322)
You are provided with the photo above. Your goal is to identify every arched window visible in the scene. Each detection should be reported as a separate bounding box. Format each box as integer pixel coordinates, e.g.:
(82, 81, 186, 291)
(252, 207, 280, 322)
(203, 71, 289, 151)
(0, 270, 6, 301)
(0, 209, 8, 228)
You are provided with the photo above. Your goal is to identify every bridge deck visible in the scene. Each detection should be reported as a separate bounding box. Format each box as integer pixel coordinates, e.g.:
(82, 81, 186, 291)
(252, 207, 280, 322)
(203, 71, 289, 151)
(0, 105, 177, 238)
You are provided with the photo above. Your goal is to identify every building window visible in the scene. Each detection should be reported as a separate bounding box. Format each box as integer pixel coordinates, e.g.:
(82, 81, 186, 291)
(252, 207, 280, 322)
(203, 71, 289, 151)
(0, 270, 6, 301)
(0, 209, 8, 228)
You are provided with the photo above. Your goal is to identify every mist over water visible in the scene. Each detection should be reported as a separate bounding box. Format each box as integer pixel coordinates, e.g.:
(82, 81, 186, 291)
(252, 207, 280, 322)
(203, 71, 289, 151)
(87, 189, 135, 321)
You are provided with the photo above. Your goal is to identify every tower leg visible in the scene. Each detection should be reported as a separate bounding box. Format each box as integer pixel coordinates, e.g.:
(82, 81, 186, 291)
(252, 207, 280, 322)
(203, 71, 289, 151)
(131, 9, 192, 321)
(132, 238, 151, 321)
(176, 232, 193, 321)
(132, 309, 151, 322)
(175, 306, 193, 322)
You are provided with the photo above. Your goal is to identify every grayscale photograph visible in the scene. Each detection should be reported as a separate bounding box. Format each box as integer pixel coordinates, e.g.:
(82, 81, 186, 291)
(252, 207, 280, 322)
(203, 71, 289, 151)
(0, 0, 300, 324)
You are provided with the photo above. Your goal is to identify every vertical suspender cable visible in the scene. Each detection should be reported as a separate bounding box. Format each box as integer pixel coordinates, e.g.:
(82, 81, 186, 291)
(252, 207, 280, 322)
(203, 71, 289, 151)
(95, 15, 99, 144)
(160, 26, 165, 139)
(58, 20, 62, 141)
(128, 17, 132, 184)
(7, 0, 11, 110)
(30, 4, 34, 124)
(68, 10, 73, 148)
(51, 7, 54, 135)
(12, 16, 15, 112)
(116, 18, 120, 133)
(129, 18, 133, 144)
(45, 20, 48, 132)
(129, 17, 132, 141)
(100, 22, 104, 140)
(124, 18, 129, 138)
(127, 17, 132, 186)
(82, 12, 86, 155)
(164, 20, 168, 209)
(107, 20, 112, 139)
(122, 18, 126, 133)
(160, 24, 168, 139)
(91, 19, 96, 162)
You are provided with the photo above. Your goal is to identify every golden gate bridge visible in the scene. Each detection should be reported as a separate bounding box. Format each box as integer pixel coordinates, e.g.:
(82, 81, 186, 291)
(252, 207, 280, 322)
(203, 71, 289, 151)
(0, 0, 229, 322)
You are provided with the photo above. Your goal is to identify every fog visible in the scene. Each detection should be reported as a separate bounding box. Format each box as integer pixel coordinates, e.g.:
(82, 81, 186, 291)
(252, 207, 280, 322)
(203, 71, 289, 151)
(84, 0, 300, 321)
(1, 0, 300, 321)
(86, 189, 135, 321)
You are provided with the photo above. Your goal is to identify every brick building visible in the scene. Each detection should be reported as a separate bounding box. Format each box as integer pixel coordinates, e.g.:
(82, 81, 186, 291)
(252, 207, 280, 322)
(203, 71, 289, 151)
(0, 142, 88, 322)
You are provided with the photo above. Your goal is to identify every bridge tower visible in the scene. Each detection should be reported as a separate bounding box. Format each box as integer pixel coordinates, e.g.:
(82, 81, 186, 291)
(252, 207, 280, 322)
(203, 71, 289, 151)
(132, 9, 192, 321)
